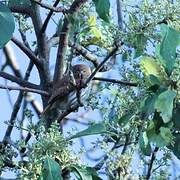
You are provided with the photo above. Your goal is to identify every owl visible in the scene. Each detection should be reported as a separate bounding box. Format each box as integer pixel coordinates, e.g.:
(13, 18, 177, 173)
(42, 64, 91, 128)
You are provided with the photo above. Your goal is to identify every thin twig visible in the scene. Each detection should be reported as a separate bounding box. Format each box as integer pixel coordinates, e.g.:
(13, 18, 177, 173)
(121, 133, 130, 154)
(94, 137, 121, 171)
(3, 62, 36, 144)
(85, 45, 119, 84)
(0, 84, 49, 96)
(93, 77, 138, 87)
(48, 37, 112, 71)
(40, 0, 60, 34)
(3, 46, 43, 117)
(146, 147, 159, 180)
(18, 20, 31, 49)
(32, 0, 65, 13)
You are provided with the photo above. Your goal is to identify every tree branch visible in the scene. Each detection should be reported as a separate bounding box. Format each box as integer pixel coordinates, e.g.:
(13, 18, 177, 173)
(3, 62, 35, 144)
(57, 104, 80, 124)
(116, 0, 123, 29)
(29, 3, 51, 99)
(3, 45, 43, 118)
(85, 45, 119, 84)
(69, 42, 99, 67)
(32, 0, 65, 13)
(9, 4, 31, 15)
(146, 147, 159, 180)
(11, 37, 42, 69)
(40, 0, 61, 34)
(0, 84, 49, 96)
(48, 37, 113, 71)
(18, 20, 32, 49)
(93, 77, 138, 87)
(53, 0, 88, 83)
(94, 137, 122, 171)
(3, 44, 22, 78)
(0, 71, 40, 89)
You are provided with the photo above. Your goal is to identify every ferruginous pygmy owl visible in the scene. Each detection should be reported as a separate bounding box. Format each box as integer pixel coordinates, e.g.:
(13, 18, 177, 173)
(42, 64, 91, 128)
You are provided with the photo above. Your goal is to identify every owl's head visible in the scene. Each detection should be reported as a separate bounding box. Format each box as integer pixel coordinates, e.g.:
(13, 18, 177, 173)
(72, 64, 91, 83)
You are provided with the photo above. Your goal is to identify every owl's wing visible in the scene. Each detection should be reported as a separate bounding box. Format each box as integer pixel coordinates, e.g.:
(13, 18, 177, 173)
(42, 85, 71, 115)
(48, 85, 72, 105)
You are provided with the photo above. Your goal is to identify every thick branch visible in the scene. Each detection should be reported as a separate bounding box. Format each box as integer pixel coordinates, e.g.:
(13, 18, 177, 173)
(69, 42, 99, 67)
(93, 77, 138, 87)
(0, 71, 40, 89)
(0, 84, 49, 96)
(30, 3, 47, 55)
(116, 0, 123, 29)
(3, 44, 21, 78)
(53, 17, 70, 82)
(53, 0, 88, 83)
(11, 37, 42, 69)
(29, 3, 51, 95)
(9, 5, 31, 15)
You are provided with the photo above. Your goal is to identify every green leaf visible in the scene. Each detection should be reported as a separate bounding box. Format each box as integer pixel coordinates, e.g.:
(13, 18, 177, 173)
(42, 157, 62, 180)
(92, 0, 110, 22)
(88, 15, 97, 26)
(118, 112, 133, 127)
(158, 24, 180, 75)
(148, 75, 161, 86)
(91, 27, 102, 39)
(133, 34, 147, 58)
(146, 121, 169, 147)
(139, 132, 152, 156)
(141, 94, 157, 115)
(149, 134, 168, 147)
(8, 0, 32, 8)
(168, 133, 180, 160)
(159, 127, 173, 145)
(147, 130, 168, 147)
(0, 2, 15, 48)
(155, 90, 176, 123)
(140, 56, 167, 85)
(70, 164, 102, 180)
(69, 123, 110, 139)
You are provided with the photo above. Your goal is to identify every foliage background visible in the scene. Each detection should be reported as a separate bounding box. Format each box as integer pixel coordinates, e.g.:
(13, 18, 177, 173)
(0, 0, 179, 179)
